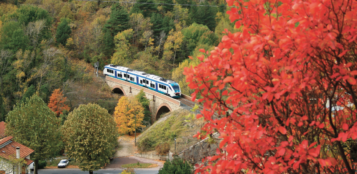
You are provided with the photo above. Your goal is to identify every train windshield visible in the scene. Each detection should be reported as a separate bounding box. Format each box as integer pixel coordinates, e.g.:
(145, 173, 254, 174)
(172, 85, 180, 91)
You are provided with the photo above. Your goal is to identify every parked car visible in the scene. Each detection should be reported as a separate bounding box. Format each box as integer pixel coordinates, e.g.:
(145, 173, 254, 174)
(57, 159, 69, 168)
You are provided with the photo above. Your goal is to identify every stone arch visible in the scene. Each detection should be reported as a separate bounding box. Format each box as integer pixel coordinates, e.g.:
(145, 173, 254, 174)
(155, 103, 172, 120)
(112, 86, 126, 96)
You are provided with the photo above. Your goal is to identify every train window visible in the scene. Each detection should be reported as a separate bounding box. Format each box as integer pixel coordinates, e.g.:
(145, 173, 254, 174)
(107, 69, 113, 73)
(172, 85, 180, 91)
(151, 84, 155, 88)
(140, 80, 142, 84)
(163, 86, 166, 90)
(118, 74, 122, 78)
(130, 77, 134, 81)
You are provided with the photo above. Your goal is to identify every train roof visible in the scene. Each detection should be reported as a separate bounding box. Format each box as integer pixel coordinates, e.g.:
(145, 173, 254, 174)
(105, 64, 179, 85)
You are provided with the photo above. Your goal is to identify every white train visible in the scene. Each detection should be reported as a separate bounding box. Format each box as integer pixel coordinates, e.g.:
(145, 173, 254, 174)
(103, 64, 181, 98)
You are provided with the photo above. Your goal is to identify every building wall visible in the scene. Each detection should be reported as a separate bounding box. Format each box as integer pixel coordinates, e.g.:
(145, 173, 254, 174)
(0, 158, 14, 174)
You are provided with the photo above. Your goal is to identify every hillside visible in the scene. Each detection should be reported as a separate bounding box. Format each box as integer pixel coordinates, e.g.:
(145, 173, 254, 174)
(137, 108, 205, 154)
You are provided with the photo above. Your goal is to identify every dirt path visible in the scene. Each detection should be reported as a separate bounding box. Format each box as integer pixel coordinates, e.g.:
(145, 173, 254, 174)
(105, 135, 164, 170)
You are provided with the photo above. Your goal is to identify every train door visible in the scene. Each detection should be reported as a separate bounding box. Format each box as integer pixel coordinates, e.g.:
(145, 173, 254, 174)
(149, 80, 156, 90)
(117, 71, 123, 79)
(138, 77, 144, 86)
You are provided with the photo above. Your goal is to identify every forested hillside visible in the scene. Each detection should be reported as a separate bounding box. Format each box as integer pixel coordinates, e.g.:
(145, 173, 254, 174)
(0, 0, 237, 121)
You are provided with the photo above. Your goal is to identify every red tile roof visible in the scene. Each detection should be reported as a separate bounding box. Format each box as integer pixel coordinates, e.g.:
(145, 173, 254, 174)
(0, 122, 6, 138)
(0, 136, 34, 165)
(25, 158, 34, 166)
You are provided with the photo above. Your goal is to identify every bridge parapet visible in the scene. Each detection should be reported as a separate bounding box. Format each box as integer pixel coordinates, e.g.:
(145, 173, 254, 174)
(105, 76, 181, 122)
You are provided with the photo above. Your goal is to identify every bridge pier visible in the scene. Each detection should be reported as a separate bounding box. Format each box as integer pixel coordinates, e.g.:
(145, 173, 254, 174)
(106, 76, 181, 122)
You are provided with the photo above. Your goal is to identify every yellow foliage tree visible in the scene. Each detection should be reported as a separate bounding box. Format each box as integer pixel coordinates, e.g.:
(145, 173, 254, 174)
(114, 96, 145, 135)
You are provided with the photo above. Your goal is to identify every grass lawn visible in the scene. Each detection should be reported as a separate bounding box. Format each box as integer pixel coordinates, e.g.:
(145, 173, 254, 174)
(121, 162, 153, 168)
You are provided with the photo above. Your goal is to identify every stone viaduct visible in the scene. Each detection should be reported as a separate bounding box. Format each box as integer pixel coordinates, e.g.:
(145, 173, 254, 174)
(105, 76, 183, 122)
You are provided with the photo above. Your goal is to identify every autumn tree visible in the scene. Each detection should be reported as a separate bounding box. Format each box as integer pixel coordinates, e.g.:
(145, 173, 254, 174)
(111, 29, 134, 65)
(6, 95, 61, 174)
(185, 0, 357, 173)
(62, 103, 117, 174)
(114, 96, 145, 135)
(48, 88, 70, 117)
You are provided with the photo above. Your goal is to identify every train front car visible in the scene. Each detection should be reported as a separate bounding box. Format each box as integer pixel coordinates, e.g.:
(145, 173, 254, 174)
(169, 82, 181, 98)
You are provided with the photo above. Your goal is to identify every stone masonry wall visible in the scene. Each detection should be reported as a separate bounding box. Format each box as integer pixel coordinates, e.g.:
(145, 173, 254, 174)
(105, 76, 181, 122)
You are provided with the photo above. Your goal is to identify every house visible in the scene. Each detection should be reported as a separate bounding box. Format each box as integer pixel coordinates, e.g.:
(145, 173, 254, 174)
(0, 122, 34, 174)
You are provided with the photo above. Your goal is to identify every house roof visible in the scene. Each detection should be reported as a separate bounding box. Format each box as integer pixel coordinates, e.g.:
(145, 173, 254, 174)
(0, 121, 6, 138)
(0, 136, 34, 165)
(25, 158, 34, 166)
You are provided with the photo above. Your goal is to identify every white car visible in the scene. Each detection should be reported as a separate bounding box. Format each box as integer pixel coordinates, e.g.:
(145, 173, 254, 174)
(57, 159, 69, 168)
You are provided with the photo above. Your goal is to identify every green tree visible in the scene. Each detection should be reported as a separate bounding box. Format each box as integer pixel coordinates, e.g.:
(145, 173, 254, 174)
(181, 23, 217, 57)
(21, 84, 36, 102)
(62, 103, 117, 174)
(0, 96, 5, 122)
(103, 3, 130, 56)
(195, 2, 217, 31)
(56, 18, 71, 46)
(6, 95, 61, 174)
(158, 157, 193, 174)
(162, 16, 174, 35)
(0, 21, 28, 51)
(150, 13, 163, 40)
(135, 90, 151, 126)
(130, 0, 157, 18)
(159, 0, 173, 12)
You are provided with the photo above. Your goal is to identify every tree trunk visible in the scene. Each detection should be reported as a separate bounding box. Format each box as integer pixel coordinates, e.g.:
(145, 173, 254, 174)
(34, 159, 39, 174)
(89, 170, 93, 174)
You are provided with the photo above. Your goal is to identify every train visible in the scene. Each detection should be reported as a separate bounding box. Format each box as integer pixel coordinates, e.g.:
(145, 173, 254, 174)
(103, 64, 181, 98)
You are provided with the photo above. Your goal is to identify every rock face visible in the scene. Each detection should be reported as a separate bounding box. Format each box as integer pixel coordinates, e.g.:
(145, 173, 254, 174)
(179, 133, 221, 164)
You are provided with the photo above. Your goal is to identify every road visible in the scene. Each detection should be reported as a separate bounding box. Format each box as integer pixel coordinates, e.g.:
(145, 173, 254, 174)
(38, 169, 158, 174)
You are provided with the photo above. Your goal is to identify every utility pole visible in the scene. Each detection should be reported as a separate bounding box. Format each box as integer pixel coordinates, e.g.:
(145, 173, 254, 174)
(135, 115, 137, 146)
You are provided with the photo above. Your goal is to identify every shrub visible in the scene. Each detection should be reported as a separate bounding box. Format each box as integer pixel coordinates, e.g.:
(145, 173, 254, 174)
(158, 157, 193, 174)
(138, 137, 155, 152)
(38, 160, 47, 169)
(122, 168, 136, 174)
(155, 142, 170, 156)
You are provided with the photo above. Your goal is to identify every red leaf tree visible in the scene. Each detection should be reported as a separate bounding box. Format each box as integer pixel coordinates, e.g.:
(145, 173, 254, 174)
(185, 0, 357, 173)
(48, 89, 70, 117)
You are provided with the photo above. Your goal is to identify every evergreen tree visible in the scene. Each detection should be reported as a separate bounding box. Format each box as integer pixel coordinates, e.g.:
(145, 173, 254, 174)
(56, 18, 71, 46)
(151, 13, 163, 40)
(187, 1, 197, 26)
(162, 16, 175, 35)
(130, 0, 157, 18)
(0, 96, 5, 122)
(159, 0, 174, 12)
(195, 2, 217, 31)
(129, 4, 142, 14)
(21, 85, 36, 102)
(103, 3, 130, 56)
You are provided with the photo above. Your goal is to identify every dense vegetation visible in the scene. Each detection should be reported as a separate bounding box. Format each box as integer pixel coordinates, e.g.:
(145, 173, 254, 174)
(0, 0, 236, 122)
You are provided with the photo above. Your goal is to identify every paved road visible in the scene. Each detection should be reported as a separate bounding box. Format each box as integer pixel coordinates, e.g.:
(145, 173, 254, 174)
(38, 169, 158, 174)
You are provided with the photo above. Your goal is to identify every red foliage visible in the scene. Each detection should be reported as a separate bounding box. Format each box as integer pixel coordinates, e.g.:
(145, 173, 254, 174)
(185, 0, 357, 173)
(48, 89, 70, 117)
